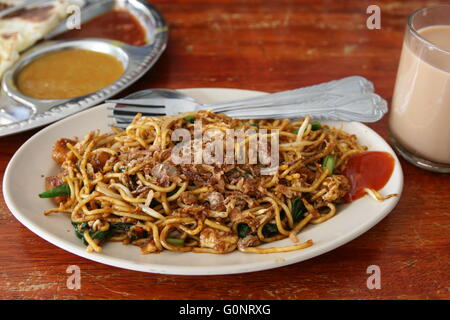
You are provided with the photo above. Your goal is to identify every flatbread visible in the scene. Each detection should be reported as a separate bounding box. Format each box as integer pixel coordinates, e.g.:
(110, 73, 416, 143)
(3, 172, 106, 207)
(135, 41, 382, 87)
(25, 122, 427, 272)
(0, 0, 71, 78)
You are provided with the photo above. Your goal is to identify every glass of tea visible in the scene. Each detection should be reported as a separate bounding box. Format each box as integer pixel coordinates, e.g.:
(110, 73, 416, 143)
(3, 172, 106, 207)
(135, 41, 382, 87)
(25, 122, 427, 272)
(389, 5, 450, 173)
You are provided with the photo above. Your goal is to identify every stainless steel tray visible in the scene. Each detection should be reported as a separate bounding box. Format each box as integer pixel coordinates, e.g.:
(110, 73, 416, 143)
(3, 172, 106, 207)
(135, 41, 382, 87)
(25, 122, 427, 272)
(0, 0, 168, 137)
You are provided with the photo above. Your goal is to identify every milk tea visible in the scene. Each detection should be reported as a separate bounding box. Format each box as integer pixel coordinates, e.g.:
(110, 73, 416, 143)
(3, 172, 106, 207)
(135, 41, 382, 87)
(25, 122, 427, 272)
(389, 25, 450, 164)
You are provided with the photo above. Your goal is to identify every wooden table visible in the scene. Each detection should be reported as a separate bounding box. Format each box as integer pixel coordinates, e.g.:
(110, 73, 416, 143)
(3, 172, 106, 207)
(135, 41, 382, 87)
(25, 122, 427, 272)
(0, 0, 448, 300)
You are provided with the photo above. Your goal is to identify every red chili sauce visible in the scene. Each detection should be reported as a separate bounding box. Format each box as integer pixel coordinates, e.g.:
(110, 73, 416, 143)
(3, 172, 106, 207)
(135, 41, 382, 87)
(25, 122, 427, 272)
(343, 151, 395, 202)
(54, 9, 147, 46)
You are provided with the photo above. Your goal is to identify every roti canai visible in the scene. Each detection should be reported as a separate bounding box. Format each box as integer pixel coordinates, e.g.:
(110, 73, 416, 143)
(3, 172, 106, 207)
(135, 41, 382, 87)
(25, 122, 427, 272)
(0, 0, 72, 79)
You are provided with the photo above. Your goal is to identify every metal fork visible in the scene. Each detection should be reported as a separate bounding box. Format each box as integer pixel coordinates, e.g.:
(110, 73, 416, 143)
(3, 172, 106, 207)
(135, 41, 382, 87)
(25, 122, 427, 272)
(107, 76, 388, 128)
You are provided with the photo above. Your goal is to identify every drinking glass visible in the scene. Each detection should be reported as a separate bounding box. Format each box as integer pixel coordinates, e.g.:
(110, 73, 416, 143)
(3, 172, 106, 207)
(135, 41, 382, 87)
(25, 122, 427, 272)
(389, 5, 450, 173)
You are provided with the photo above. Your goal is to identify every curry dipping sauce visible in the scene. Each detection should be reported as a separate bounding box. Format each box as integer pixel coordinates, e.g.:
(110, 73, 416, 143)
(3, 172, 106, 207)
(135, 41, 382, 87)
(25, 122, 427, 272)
(16, 49, 124, 100)
(54, 9, 147, 46)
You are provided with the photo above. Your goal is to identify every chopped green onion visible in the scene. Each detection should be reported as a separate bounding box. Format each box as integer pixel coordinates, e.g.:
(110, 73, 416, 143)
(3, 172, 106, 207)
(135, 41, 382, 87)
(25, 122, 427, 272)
(71, 222, 113, 246)
(294, 121, 321, 134)
(183, 115, 195, 123)
(72, 222, 87, 240)
(311, 121, 321, 131)
(129, 227, 148, 241)
(291, 197, 307, 222)
(39, 183, 70, 198)
(111, 222, 134, 231)
(322, 154, 337, 175)
(90, 229, 114, 241)
(72, 222, 88, 245)
(71, 221, 87, 230)
(167, 187, 179, 197)
(166, 238, 185, 247)
(262, 223, 278, 237)
(237, 223, 251, 238)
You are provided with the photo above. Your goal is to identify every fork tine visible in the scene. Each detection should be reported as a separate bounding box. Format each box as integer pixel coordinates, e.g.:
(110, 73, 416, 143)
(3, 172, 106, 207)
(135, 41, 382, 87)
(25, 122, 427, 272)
(106, 98, 172, 107)
(112, 111, 165, 118)
(111, 115, 131, 121)
(109, 122, 129, 129)
(112, 105, 166, 114)
(109, 114, 163, 121)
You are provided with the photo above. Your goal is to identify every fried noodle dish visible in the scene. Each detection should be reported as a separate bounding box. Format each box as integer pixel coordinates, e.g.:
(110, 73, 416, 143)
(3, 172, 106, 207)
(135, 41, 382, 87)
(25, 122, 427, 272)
(41, 111, 369, 254)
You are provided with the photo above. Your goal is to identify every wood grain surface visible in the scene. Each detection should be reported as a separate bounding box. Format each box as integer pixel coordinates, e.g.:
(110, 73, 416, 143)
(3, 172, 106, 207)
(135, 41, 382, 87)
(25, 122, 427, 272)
(0, 0, 449, 300)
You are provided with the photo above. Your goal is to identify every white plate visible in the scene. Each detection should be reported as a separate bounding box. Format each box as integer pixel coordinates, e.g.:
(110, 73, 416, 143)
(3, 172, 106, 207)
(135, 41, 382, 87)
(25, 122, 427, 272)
(3, 88, 403, 275)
